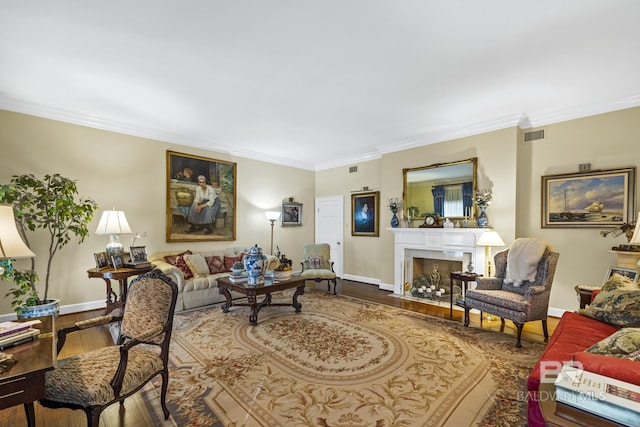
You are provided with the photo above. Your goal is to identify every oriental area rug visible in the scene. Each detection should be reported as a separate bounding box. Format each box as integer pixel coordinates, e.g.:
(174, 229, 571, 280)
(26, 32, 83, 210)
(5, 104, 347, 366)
(141, 289, 545, 426)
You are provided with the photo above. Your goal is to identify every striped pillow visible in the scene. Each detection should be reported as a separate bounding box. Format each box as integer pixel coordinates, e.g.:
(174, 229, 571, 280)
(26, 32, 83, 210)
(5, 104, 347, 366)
(308, 256, 323, 269)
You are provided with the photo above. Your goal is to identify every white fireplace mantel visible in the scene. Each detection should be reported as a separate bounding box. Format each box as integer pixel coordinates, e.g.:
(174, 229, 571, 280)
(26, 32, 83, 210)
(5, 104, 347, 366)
(389, 228, 487, 295)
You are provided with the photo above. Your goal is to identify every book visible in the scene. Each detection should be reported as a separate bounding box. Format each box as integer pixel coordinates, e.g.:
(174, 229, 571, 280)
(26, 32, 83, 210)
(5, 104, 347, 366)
(555, 365, 640, 426)
(228, 275, 248, 283)
(0, 320, 40, 338)
(124, 261, 152, 269)
(0, 328, 40, 350)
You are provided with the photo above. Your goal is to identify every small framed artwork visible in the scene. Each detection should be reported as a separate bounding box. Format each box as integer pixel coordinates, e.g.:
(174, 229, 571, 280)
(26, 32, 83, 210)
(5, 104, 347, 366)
(111, 255, 124, 270)
(351, 191, 379, 237)
(281, 202, 303, 226)
(94, 252, 109, 270)
(604, 266, 639, 284)
(541, 167, 636, 228)
(129, 246, 148, 263)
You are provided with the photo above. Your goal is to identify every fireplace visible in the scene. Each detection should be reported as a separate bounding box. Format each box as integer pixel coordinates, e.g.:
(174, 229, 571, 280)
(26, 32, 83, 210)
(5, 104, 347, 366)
(389, 228, 487, 297)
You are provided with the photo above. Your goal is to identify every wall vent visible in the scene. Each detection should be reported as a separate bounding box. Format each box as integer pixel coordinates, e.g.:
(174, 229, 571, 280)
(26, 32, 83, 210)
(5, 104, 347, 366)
(349, 166, 358, 173)
(523, 128, 545, 143)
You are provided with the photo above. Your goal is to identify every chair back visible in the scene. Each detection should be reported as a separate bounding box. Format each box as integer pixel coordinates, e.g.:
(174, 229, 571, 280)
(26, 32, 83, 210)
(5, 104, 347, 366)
(493, 247, 559, 295)
(121, 269, 178, 349)
(302, 243, 331, 270)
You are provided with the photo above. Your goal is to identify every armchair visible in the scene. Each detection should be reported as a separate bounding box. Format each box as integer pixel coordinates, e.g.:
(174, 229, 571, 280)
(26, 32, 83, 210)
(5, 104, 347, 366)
(39, 269, 178, 426)
(300, 243, 337, 294)
(464, 239, 559, 347)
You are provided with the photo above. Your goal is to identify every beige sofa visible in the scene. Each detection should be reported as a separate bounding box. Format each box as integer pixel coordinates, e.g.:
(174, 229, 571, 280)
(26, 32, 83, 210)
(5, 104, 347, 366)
(149, 246, 279, 312)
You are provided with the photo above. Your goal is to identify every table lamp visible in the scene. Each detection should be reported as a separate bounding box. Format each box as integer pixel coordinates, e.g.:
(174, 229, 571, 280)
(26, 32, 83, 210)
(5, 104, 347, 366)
(265, 211, 281, 255)
(477, 230, 505, 277)
(0, 204, 35, 275)
(95, 209, 132, 258)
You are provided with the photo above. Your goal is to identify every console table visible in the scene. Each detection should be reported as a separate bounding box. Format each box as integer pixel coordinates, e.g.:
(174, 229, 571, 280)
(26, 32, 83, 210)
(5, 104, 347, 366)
(87, 266, 153, 314)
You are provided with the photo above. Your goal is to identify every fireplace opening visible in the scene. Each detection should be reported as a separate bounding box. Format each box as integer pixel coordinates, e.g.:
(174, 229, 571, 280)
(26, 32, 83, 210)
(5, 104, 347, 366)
(405, 255, 466, 308)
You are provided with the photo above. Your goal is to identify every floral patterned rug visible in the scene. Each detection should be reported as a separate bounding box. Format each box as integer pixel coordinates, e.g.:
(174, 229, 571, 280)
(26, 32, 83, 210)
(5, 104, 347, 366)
(142, 289, 545, 426)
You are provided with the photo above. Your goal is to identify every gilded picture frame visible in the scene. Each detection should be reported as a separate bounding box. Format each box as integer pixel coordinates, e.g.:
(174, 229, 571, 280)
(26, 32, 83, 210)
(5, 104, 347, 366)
(351, 191, 379, 237)
(541, 167, 636, 228)
(166, 150, 237, 241)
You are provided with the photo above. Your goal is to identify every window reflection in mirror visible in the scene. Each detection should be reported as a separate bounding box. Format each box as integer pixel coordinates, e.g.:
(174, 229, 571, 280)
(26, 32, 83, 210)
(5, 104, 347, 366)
(403, 158, 477, 219)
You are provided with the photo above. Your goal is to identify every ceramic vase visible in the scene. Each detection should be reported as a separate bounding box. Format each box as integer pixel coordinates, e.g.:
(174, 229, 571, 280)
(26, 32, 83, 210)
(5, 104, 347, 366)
(477, 206, 488, 227)
(243, 244, 267, 285)
(390, 211, 399, 228)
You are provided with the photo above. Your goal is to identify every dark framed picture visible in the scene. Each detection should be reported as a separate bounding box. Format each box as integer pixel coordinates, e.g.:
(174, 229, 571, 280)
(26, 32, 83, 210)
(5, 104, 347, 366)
(129, 246, 148, 263)
(94, 252, 109, 269)
(281, 202, 303, 226)
(541, 167, 636, 228)
(167, 150, 237, 242)
(604, 266, 639, 284)
(111, 255, 123, 270)
(351, 191, 379, 237)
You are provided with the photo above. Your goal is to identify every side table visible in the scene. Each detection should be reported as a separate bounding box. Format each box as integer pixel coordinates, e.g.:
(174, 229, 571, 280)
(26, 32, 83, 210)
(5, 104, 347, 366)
(450, 271, 481, 321)
(87, 266, 153, 314)
(574, 285, 599, 309)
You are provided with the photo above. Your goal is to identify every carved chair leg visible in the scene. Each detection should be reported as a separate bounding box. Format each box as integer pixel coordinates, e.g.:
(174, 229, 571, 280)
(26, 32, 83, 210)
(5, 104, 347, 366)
(160, 370, 171, 419)
(541, 319, 549, 341)
(515, 323, 524, 348)
(499, 318, 505, 332)
(463, 307, 470, 326)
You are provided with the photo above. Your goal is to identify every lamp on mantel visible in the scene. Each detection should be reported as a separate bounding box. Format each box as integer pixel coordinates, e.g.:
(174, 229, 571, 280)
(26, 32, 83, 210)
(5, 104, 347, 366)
(0, 204, 35, 275)
(95, 209, 132, 258)
(265, 211, 281, 255)
(476, 230, 505, 277)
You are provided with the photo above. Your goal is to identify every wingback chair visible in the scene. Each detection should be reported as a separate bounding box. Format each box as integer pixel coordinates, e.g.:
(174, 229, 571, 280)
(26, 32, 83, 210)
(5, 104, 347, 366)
(464, 239, 559, 347)
(39, 269, 178, 426)
(300, 243, 338, 294)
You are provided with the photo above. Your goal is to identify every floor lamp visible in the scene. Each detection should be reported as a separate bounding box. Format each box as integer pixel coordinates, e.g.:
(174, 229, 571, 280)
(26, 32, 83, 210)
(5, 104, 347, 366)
(476, 230, 505, 277)
(265, 211, 281, 255)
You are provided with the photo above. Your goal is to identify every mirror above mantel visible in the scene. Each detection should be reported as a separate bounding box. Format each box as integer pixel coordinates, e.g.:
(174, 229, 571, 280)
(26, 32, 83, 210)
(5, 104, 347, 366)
(403, 157, 477, 221)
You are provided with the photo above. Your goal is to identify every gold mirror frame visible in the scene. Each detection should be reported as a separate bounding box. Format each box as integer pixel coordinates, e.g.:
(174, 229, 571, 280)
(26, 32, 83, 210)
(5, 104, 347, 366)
(403, 157, 477, 221)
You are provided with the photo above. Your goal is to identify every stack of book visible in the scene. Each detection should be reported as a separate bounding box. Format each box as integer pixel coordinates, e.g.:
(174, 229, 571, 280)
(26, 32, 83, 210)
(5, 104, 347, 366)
(555, 365, 640, 426)
(0, 320, 41, 350)
(123, 260, 152, 269)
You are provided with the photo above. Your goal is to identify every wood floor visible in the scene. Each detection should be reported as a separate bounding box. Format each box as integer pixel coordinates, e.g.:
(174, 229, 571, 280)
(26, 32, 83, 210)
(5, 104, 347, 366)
(0, 279, 559, 426)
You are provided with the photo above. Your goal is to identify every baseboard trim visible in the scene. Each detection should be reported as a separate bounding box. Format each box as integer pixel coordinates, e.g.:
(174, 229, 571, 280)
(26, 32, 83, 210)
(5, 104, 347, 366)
(341, 274, 394, 291)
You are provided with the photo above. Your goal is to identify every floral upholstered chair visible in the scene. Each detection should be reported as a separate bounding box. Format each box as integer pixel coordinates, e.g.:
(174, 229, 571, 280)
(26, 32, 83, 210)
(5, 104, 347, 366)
(300, 243, 338, 294)
(39, 269, 178, 426)
(463, 238, 559, 347)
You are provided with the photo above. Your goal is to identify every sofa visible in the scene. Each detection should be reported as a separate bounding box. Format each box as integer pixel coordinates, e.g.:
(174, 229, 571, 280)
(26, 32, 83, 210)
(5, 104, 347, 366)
(527, 274, 640, 426)
(149, 246, 279, 312)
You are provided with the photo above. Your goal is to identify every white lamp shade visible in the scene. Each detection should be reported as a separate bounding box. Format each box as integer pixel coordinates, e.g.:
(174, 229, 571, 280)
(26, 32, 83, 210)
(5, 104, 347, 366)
(95, 210, 132, 235)
(265, 211, 281, 221)
(477, 230, 505, 247)
(0, 204, 35, 259)
(630, 212, 640, 244)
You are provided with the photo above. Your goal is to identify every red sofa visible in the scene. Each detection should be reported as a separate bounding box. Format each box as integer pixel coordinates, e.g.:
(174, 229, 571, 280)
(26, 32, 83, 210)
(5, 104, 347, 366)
(526, 311, 619, 426)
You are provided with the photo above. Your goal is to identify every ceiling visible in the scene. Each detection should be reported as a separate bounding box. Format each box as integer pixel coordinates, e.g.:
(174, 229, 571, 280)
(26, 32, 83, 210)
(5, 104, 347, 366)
(1, 1, 639, 171)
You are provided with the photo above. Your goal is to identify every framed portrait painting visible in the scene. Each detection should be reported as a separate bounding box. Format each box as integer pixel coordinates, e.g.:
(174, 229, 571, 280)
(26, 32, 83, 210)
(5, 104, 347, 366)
(166, 150, 237, 242)
(281, 202, 303, 226)
(351, 191, 379, 237)
(541, 167, 636, 228)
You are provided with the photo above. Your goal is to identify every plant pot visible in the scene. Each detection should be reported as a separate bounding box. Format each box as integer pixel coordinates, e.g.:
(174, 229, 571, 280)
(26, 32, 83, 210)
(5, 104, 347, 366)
(17, 298, 60, 319)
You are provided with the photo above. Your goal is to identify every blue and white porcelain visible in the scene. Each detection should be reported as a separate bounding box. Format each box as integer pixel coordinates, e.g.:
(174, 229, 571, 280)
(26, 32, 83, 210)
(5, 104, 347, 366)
(243, 244, 267, 285)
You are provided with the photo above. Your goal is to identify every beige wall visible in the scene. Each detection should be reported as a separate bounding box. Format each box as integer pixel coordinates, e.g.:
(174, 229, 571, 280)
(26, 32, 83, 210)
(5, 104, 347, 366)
(2, 107, 639, 316)
(0, 110, 315, 316)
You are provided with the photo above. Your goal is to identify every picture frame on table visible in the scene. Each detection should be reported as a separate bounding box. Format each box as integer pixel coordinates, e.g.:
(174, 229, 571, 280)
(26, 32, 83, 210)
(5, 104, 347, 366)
(166, 150, 237, 242)
(111, 255, 124, 270)
(281, 202, 303, 226)
(604, 266, 639, 284)
(94, 252, 109, 270)
(129, 246, 148, 263)
(541, 167, 636, 228)
(351, 191, 379, 237)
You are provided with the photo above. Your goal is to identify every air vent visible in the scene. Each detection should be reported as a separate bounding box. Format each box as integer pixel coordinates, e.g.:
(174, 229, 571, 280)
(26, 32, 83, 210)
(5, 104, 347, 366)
(523, 129, 545, 143)
(349, 166, 358, 173)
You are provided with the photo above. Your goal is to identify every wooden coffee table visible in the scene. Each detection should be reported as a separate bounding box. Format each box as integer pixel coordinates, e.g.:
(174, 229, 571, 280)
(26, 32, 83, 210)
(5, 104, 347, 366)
(217, 275, 306, 325)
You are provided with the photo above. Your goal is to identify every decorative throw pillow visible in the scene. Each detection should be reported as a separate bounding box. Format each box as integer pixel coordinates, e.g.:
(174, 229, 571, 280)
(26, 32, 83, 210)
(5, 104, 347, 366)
(205, 255, 226, 274)
(183, 254, 210, 277)
(307, 256, 323, 269)
(578, 273, 640, 327)
(164, 250, 193, 280)
(585, 328, 640, 361)
(224, 255, 243, 272)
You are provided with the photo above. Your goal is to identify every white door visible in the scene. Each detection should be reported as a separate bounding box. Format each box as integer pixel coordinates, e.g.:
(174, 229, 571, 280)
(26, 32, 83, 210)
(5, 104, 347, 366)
(315, 196, 344, 277)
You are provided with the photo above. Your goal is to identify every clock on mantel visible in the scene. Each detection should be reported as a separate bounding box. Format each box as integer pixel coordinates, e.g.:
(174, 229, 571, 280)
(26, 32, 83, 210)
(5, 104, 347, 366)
(419, 214, 441, 228)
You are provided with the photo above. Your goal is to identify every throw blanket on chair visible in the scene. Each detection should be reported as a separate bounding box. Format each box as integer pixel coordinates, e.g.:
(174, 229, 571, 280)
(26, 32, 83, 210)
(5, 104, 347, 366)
(505, 238, 547, 287)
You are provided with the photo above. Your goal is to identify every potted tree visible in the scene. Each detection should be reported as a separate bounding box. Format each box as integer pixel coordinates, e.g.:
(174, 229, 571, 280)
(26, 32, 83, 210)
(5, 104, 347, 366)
(0, 174, 98, 318)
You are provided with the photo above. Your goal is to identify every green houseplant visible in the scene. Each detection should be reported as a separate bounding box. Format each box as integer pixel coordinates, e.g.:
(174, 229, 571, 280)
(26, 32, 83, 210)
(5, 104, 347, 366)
(0, 174, 98, 317)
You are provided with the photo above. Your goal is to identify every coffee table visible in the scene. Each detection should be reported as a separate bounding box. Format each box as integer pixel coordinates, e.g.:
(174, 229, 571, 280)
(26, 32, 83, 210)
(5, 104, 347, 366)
(217, 275, 306, 325)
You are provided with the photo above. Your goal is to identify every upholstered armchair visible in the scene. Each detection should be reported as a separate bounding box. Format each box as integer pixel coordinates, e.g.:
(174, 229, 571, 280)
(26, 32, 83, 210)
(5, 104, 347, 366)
(39, 269, 178, 426)
(464, 239, 559, 347)
(300, 243, 337, 294)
